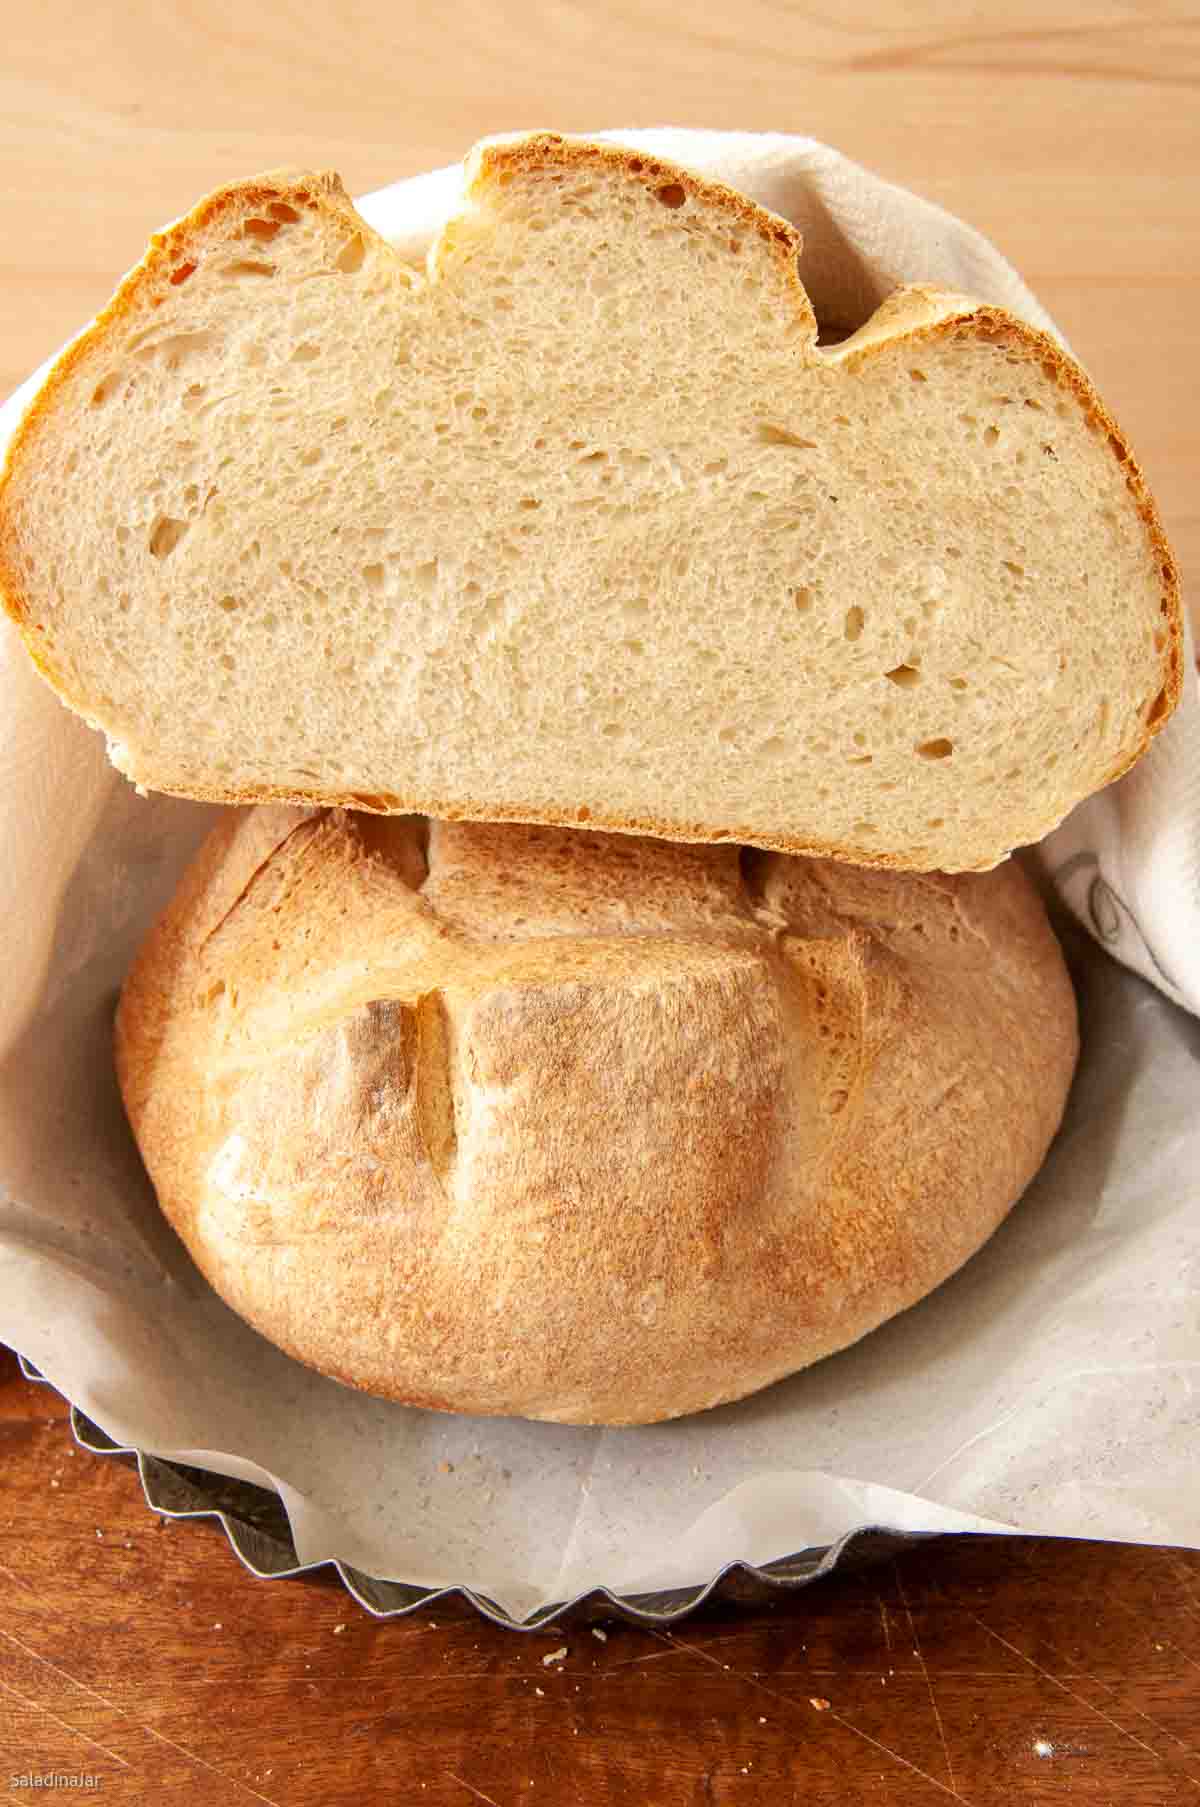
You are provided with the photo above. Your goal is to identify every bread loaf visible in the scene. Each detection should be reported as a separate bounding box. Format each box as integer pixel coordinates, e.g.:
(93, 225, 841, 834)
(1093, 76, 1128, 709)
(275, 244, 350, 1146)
(0, 133, 1181, 873)
(115, 808, 1078, 1424)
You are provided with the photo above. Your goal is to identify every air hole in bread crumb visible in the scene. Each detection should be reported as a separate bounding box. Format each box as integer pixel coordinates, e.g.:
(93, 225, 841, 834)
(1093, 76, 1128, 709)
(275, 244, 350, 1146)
(885, 664, 921, 688)
(220, 653, 236, 671)
(1002, 560, 1025, 579)
(983, 425, 1000, 447)
(91, 373, 122, 406)
(948, 676, 969, 690)
(148, 515, 188, 559)
(844, 606, 865, 641)
(927, 817, 945, 829)
(917, 738, 954, 760)
(759, 422, 818, 449)
(218, 595, 239, 612)
(656, 183, 686, 208)
(827, 1089, 848, 1114)
(853, 822, 877, 835)
(910, 368, 928, 383)
(336, 234, 366, 274)
(792, 586, 813, 613)
(269, 200, 301, 223)
(577, 806, 591, 821)
(292, 342, 321, 362)
(242, 218, 281, 243)
(223, 260, 276, 278)
(362, 564, 384, 591)
(169, 261, 197, 285)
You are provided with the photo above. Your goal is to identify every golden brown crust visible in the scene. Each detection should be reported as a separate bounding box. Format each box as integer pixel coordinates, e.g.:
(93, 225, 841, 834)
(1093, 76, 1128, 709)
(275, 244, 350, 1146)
(0, 134, 1182, 861)
(116, 809, 1079, 1425)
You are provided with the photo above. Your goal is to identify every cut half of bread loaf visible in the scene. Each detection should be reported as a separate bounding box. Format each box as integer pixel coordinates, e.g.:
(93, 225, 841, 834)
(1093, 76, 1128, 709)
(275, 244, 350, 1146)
(0, 133, 1182, 871)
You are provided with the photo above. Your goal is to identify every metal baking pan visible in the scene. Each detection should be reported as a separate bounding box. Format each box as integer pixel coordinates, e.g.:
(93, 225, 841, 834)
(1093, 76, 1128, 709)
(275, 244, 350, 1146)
(17, 1353, 932, 1631)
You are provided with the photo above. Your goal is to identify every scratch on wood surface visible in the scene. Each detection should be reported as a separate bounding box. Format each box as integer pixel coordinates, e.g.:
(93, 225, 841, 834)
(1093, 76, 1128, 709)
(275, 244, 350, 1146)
(1025, 1618, 1199, 1760)
(605, 1646, 689, 1669)
(0, 1628, 284, 1806)
(1148, 1638, 1200, 1682)
(605, 1628, 784, 1670)
(893, 1563, 959, 1799)
(646, 1628, 974, 1804)
(877, 1592, 893, 1651)
(1165, 1590, 1200, 1641)
(1069, 1667, 1197, 1759)
(1166, 1554, 1200, 1613)
(1116, 1560, 1200, 1679)
(968, 1615, 1200, 1787)
(446, 1775, 504, 1807)
(0, 1677, 130, 1769)
(0, 1561, 39, 1597)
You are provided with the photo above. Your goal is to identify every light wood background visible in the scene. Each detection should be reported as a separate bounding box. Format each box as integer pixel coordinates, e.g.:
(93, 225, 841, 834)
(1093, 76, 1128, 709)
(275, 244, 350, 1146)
(1, 0, 1195, 600)
(2, 5, 1199, 1803)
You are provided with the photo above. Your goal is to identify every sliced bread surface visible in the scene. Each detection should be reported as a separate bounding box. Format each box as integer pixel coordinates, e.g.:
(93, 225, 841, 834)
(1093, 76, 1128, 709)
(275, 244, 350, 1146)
(0, 133, 1181, 870)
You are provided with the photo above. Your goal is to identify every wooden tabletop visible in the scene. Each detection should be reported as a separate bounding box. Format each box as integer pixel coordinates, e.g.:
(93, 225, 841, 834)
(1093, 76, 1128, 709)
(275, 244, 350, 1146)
(1, 2, 1198, 1801)
(4, 1351, 1200, 1804)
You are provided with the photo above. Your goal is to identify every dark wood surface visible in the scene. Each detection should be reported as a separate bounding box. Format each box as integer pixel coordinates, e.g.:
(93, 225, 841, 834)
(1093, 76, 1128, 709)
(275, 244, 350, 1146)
(3, 1348, 1200, 1803)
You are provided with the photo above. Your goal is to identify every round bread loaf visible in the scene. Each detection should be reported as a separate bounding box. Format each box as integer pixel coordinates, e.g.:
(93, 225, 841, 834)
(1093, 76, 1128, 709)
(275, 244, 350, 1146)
(115, 807, 1078, 1424)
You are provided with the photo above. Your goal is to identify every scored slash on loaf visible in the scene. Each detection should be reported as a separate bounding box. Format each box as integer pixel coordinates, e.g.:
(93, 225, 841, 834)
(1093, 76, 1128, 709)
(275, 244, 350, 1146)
(0, 132, 1182, 871)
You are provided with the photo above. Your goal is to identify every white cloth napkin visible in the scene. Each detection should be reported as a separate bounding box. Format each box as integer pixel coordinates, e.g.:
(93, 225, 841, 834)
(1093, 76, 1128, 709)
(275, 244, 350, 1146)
(3, 128, 1196, 1026)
